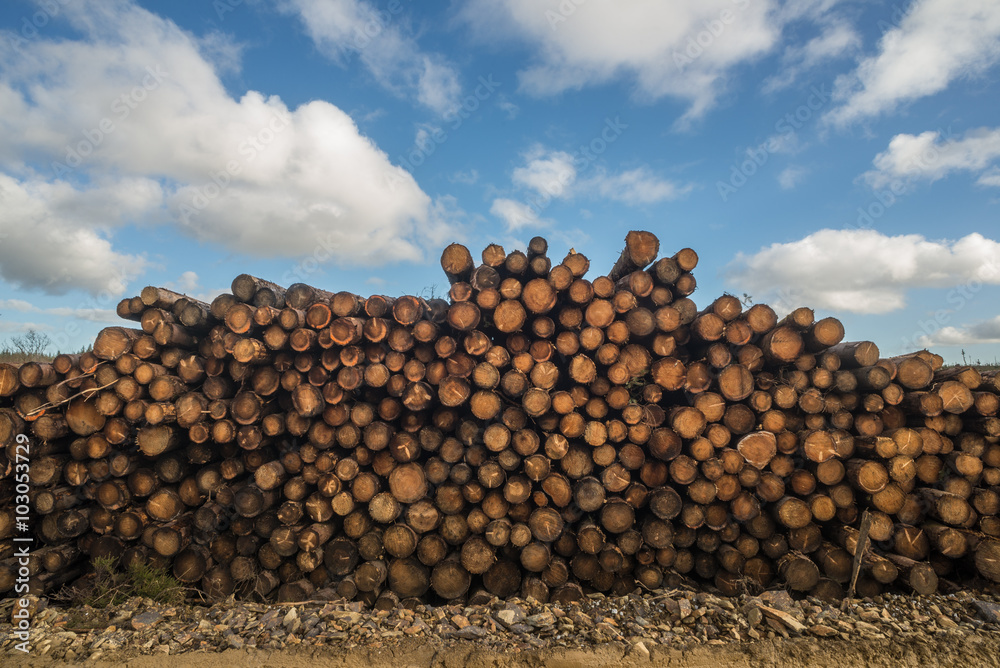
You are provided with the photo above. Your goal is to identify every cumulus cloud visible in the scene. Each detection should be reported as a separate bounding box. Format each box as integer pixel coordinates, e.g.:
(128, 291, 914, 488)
(489, 146, 690, 231)
(726, 229, 1000, 314)
(861, 127, 1000, 190)
(826, 0, 1000, 126)
(0, 0, 453, 294)
(457, 0, 797, 127)
(168, 271, 200, 293)
(0, 174, 150, 295)
(762, 21, 860, 93)
(280, 0, 461, 115)
(490, 198, 548, 232)
(511, 148, 576, 199)
(916, 315, 1000, 346)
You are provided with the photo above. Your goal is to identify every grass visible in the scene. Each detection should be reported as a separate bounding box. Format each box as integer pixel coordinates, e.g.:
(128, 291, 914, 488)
(941, 362, 999, 372)
(63, 556, 186, 609)
(0, 345, 94, 366)
(0, 349, 55, 365)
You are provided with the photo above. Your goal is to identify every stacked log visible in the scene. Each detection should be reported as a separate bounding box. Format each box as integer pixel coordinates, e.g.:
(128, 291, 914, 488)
(2, 232, 999, 606)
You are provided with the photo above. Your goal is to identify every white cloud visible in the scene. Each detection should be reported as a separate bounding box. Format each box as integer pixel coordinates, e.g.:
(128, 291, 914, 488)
(583, 167, 694, 204)
(510, 146, 690, 204)
(916, 316, 1000, 346)
(176, 271, 199, 293)
(489, 146, 689, 231)
(0, 0, 454, 294)
(826, 0, 1000, 126)
(0, 299, 39, 313)
(726, 230, 1000, 314)
(862, 127, 1000, 189)
(497, 94, 520, 119)
(978, 166, 1000, 187)
(490, 198, 548, 232)
(512, 148, 576, 198)
(778, 166, 808, 189)
(762, 21, 860, 93)
(0, 295, 117, 324)
(281, 0, 461, 115)
(760, 131, 803, 157)
(44, 307, 121, 323)
(0, 174, 151, 295)
(178, 271, 199, 293)
(0, 321, 53, 334)
(458, 0, 799, 127)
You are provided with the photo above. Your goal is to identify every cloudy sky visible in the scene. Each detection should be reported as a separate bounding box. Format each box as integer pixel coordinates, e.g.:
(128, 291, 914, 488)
(1, 0, 999, 363)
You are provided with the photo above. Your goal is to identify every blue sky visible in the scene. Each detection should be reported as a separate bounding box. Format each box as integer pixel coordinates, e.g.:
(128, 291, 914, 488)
(1, 0, 999, 363)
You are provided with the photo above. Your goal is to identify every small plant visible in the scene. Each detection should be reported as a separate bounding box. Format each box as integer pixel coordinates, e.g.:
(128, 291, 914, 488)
(80, 556, 185, 608)
(625, 370, 651, 404)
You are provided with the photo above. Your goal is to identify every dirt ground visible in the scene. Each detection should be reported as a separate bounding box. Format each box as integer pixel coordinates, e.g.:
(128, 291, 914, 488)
(6, 633, 1000, 668)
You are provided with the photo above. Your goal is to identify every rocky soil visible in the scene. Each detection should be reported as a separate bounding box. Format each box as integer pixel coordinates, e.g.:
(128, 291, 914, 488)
(5, 584, 1000, 666)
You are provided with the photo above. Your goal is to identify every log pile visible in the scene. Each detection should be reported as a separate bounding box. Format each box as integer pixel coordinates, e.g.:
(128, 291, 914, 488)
(2, 230, 1000, 606)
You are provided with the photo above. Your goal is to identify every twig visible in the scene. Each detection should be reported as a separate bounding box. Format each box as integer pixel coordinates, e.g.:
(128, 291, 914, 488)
(20, 377, 119, 418)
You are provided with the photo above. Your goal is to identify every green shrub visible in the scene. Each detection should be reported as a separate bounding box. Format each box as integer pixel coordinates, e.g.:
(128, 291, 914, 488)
(83, 556, 185, 608)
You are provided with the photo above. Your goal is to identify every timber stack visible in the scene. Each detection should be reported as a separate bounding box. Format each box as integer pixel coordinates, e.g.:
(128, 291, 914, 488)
(2, 230, 999, 607)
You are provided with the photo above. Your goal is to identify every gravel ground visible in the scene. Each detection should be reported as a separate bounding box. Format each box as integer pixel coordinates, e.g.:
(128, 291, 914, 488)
(4, 585, 1000, 666)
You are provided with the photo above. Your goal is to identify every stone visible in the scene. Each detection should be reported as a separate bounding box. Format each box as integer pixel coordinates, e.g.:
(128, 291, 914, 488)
(497, 610, 518, 627)
(938, 616, 959, 630)
(854, 621, 880, 634)
(630, 641, 650, 660)
(858, 609, 881, 623)
(282, 608, 299, 629)
(450, 625, 488, 639)
(336, 611, 363, 625)
(502, 604, 526, 623)
(131, 612, 163, 631)
(810, 624, 838, 637)
(760, 590, 796, 611)
(973, 600, 1000, 624)
(527, 612, 556, 627)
